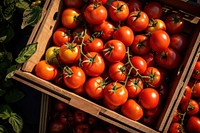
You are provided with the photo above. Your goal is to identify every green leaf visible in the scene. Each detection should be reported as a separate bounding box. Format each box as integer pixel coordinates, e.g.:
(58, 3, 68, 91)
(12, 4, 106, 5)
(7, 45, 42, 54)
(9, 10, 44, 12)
(0, 125, 8, 133)
(5, 65, 19, 80)
(21, 6, 42, 29)
(8, 113, 23, 133)
(2, 3, 16, 21)
(3, 0, 16, 6)
(15, 42, 37, 64)
(4, 89, 24, 103)
(16, 0, 30, 10)
(0, 24, 15, 44)
(0, 105, 11, 120)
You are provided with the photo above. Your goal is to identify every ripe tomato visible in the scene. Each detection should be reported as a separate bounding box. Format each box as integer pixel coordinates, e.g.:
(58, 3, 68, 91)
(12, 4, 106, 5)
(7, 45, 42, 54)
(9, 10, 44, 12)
(53, 27, 72, 47)
(90, 0, 108, 5)
(74, 110, 86, 123)
(59, 43, 80, 64)
(181, 99, 199, 115)
(180, 85, 192, 105)
(103, 82, 128, 106)
(127, 0, 142, 12)
(143, 2, 163, 19)
(72, 27, 91, 44)
(192, 61, 200, 80)
(103, 40, 126, 63)
(165, 13, 185, 34)
(127, 11, 149, 32)
(192, 82, 200, 98)
(109, 1, 129, 22)
(149, 30, 170, 52)
(35, 60, 58, 81)
(186, 116, 200, 133)
(155, 47, 181, 70)
(126, 77, 143, 98)
(130, 56, 147, 75)
(169, 33, 187, 52)
(144, 105, 162, 117)
(84, 76, 105, 100)
(54, 100, 68, 112)
(169, 122, 185, 133)
(49, 120, 65, 133)
(64, 0, 83, 8)
(45, 46, 60, 66)
(75, 123, 90, 133)
(141, 52, 155, 67)
(145, 19, 166, 33)
(143, 67, 162, 88)
(121, 99, 143, 121)
(172, 109, 182, 123)
(84, 3, 107, 24)
(82, 52, 105, 76)
(139, 88, 160, 109)
(62, 8, 81, 29)
(108, 62, 127, 82)
(73, 85, 86, 96)
(112, 26, 134, 47)
(63, 66, 86, 89)
(84, 37, 104, 53)
(103, 98, 119, 111)
(59, 111, 68, 125)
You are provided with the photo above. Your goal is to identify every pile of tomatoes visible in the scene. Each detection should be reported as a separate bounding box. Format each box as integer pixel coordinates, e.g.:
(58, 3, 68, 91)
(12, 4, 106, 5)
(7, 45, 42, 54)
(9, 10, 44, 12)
(48, 98, 126, 133)
(169, 56, 200, 133)
(34, 0, 188, 129)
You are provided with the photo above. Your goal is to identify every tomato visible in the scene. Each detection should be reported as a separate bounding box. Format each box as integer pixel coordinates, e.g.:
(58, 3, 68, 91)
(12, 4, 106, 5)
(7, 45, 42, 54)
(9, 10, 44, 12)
(192, 61, 200, 80)
(73, 85, 86, 96)
(103, 82, 128, 106)
(169, 122, 185, 133)
(181, 99, 199, 115)
(53, 27, 72, 47)
(155, 47, 181, 70)
(54, 100, 67, 112)
(180, 85, 192, 105)
(141, 52, 155, 67)
(107, 124, 121, 133)
(75, 123, 90, 133)
(87, 115, 97, 127)
(149, 30, 170, 52)
(112, 26, 134, 47)
(84, 3, 107, 24)
(126, 77, 143, 98)
(141, 116, 156, 127)
(145, 19, 166, 33)
(109, 1, 129, 22)
(59, 111, 69, 125)
(169, 33, 187, 52)
(143, 67, 162, 88)
(157, 83, 168, 102)
(84, 76, 105, 100)
(59, 43, 80, 64)
(103, 40, 126, 63)
(131, 34, 150, 55)
(93, 20, 115, 42)
(35, 60, 58, 81)
(49, 120, 65, 133)
(130, 56, 147, 75)
(45, 46, 60, 66)
(172, 109, 182, 123)
(64, 0, 83, 8)
(74, 110, 86, 123)
(90, 0, 108, 5)
(103, 98, 119, 111)
(54, 69, 65, 87)
(63, 66, 86, 89)
(127, 0, 142, 12)
(192, 82, 200, 98)
(62, 8, 81, 29)
(108, 62, 127, 82)
(144, 105, 162, 117)
(84, 37, 104, 53)
(165, 13, 185, 34)
(72, 27, 91, 44)
(127, 11, 149, 32)
(139, 88, 160, 109)
(82, 52, 105, 77)
(143, 2, 163, 19)
(186, 116, 200, 133)
(121, 99, 143, 121)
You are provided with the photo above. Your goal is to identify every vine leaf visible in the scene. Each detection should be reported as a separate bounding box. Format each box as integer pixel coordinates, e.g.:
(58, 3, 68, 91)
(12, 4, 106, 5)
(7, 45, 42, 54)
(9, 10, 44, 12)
(16, 0, 30, 10)
(8, 113, 23, 133)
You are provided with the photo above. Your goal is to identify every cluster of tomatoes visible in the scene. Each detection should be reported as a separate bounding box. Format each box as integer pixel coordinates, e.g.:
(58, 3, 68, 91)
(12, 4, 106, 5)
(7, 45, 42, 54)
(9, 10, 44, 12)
(34, 0, 188, 128)
(48, 99, 126, 133)
(169, 56, 200, 133)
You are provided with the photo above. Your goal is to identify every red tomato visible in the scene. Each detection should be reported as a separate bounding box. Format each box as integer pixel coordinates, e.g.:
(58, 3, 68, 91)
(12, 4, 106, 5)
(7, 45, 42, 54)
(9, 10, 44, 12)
(144, 105, 162, 117)
(143, 67, 162, 88)
(75, 123, 90, 133)
(49, 120, 65, 133)
(59, 111, 68, 125)
(180, 85, 192, 105)
(127, 11, 149, 32)
(112, 26, 134, 47)
(172, 109, 182, 123)
(109, 1, 129, 22)
(72, 27, 91, 44)
(103, 98, 119, 111)
(108, 62, 127, 82)
(59, 43, 80, 64)
(127, 0, 142, 12)
(143, 2, 163, 19)
(82, 52, 105, 77)
(126, 77, 143, 98)
(54, 100, 67, 112)
(169, 33, 187, 52)
(64, 0, 83, 8)
(84, 37, 104, 53)
(73, 85, 86, 96)
(63, 66, 86, 89)
(186, 116, 200, 133)
(157, 83, 168, 102)
(84, 76, 105, 100)
(192, 61, 200, 80)
(84, 3, 107, 24)
(155, 47, 181, 70)
(103, 40, 126, 63)
(74, 110, 86, 123)
(139, 88, 160, 109)
(145, 19, 166, 33)
(182, 99, 199, 115)
(121, 99, 143, 121)
(141, 52, 155, 67)
(169, 122, 185, 133)
(165, 13, 185, 34)
(149, 30, 170, 52)
(90, 0, 108, 5)
(130, 56, 147, 75)
(35, 60, 58, 81)
(103, 82, 128, 106)
(107, 124, 122, 133)
(62, 8, 81, 29)
(193, 82, 200, 98)
(53, 27, 72, 47)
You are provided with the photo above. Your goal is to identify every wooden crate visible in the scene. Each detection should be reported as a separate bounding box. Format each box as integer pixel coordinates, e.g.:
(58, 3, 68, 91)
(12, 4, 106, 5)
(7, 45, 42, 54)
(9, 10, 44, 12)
(12, 0, 200, 132)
